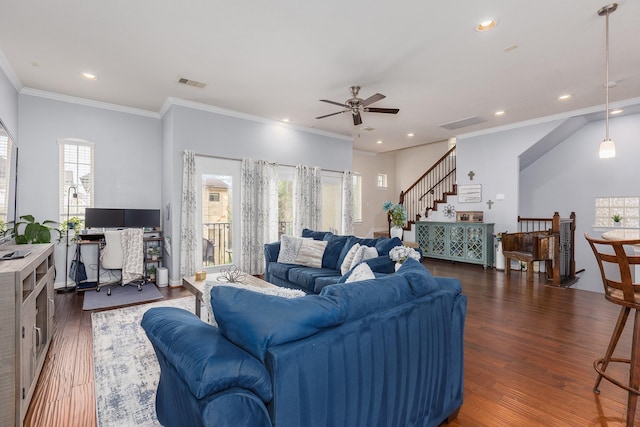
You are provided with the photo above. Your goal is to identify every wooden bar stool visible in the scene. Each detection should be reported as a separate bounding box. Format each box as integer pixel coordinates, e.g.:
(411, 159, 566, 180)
(585, 233, 640, 426)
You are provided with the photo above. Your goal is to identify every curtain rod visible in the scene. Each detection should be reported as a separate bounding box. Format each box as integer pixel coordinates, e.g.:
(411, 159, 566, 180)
(190, 152, 347, 174)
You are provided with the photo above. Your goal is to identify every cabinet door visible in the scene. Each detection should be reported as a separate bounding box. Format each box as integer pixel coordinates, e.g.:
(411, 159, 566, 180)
(416, 224, 430, 255)
(465, 225, 486, 262)
(448, 225, 465, 259)
(430, 225, 446, 255)
(21, 300, 36, 411)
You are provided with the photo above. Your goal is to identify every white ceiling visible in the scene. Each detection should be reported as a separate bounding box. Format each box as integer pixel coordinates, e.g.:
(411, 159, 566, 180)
(1, 0, 639, 153)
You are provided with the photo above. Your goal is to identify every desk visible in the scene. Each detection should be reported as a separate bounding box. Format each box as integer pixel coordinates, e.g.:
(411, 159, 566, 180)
(74, 237, 104, 291)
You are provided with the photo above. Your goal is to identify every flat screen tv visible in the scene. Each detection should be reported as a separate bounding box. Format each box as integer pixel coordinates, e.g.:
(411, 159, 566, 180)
(84, 208, 125, 229)
(124, 209, 160, 228)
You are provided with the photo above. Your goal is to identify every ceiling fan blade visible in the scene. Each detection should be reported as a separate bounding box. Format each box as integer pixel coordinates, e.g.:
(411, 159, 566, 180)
(319, 99, 348, 108)
(315, 110, 347, 119)
(361, 93, 385, 107)
(365, 107, 399, 114)
(353, 112, 362, 126)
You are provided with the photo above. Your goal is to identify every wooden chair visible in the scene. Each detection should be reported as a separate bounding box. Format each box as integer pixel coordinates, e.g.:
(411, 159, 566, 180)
(585, 233, 640, 426)
(502, 231, 555, 283)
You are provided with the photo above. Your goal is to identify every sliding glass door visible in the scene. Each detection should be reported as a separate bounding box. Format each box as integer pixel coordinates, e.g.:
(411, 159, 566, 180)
(195, 157, 240, 272)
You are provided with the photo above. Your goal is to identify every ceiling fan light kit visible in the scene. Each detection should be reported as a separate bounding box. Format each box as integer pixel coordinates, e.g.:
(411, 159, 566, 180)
(316, 85, 399, 126)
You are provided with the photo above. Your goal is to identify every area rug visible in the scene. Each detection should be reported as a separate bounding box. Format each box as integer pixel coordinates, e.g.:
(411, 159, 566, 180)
(83, 283, 163, 311)
(92, 296, 195, 427)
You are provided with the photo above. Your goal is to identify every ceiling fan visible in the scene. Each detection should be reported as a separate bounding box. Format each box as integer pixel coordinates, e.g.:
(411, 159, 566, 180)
(315, 85, 399, 126)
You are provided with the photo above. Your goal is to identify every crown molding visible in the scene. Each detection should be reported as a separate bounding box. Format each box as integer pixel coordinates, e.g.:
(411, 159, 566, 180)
(161, 97, 352, 142)
(20, 88, 160, 119)
(458, 96, 640, 140)
(0, 50, 22, 92)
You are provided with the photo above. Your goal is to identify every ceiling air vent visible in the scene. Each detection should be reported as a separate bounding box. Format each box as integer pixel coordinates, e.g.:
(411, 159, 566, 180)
(361, 126, 376, 132)
(178, 77, 207, 89)
(439, 116, 486, 130)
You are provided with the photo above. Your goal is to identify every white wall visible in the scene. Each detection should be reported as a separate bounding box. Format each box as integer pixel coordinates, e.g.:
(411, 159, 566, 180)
(18, 93, 162, 286)
(454, 120, 564, 233)
(353, 150, 396, 237)
(520, 112, 640, 292)
(394, 140, 448, 196)
(353, 141, 450, 238)
(162, 103, 353, 283)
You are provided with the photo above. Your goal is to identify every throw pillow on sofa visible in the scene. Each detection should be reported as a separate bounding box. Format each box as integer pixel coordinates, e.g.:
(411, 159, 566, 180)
(350, 245, 378, 270)
(203, 281, 306, 327)
(340, 243, 361, 275)
(277, 235, 307, 264)
(211, 286, 346, 360)
(345, 262, 375, 283)
(295, 239, 328, 268)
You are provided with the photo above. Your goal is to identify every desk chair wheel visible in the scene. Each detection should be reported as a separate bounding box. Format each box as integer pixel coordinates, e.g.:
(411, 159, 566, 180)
(107, 288, 111, 296)
(137, 284, 142, 291)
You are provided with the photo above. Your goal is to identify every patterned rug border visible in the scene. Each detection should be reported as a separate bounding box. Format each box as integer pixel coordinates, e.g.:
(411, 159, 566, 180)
(92, 296, 196, 427)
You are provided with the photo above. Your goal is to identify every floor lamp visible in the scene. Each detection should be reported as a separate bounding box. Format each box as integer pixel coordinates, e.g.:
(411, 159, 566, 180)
(57, 185, 78, 293)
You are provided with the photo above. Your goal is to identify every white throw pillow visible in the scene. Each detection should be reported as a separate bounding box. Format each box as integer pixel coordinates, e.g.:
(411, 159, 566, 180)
(340, 243, 361, 275)
(346, 262, 375, 283)
(295, 239, 328, 268)
(349, 245, 378, 270)
(277, 235, 306, 264)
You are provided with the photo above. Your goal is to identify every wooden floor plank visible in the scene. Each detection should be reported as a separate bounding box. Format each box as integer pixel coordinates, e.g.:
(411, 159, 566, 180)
(24, 262, 640, 426)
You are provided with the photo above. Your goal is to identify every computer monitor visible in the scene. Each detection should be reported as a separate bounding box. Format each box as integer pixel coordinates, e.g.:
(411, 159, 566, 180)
(84, 208, 125, 228)
(124, 209, 160, 228)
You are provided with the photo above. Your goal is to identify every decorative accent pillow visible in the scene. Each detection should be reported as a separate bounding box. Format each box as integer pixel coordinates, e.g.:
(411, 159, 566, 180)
(346, 262, 375, 283)
(350, 245, 378, 270)
(277, 235, 306, 263)
(295, 239, 328, 268)
(340, 243, 361, 275)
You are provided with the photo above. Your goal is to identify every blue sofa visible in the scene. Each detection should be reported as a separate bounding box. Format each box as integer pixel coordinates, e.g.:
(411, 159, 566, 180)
(142, 259, 466, 427)
(264, 229, 403, 293)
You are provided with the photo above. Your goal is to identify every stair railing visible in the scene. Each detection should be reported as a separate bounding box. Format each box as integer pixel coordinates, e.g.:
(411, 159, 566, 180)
(398, 146, 457, 229)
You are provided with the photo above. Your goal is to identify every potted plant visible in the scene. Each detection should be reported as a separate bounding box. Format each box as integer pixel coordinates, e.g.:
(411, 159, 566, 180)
(383, 201, 407, 239)
(10, 215, 60, 244)
(148, 246, 160, 260)
(612, 214, 622, 227)
(147, 266, 157, 281)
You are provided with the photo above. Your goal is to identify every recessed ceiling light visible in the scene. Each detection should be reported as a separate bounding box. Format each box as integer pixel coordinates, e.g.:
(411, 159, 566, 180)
(282, 118, 290, 122)
(494, 110, 505, 116)
(407, 133, 415, 137)
(610, 108, 623, 115)
(476, 19, 497, 32)
(376, 140, 383, 144)
(558, 94, 572, 101)
(81, 72, 98, 80)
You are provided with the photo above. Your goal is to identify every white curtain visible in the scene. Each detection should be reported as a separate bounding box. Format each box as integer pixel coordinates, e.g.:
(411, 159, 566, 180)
(341, 170, 354, 235)
(180, 150, 198, 277)
(240, 159, 279, 275)
(293, 165, 322, 235)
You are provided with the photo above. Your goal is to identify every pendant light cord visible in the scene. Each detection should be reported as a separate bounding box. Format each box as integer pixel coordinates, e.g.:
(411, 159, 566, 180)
(605, 9, 610, 141)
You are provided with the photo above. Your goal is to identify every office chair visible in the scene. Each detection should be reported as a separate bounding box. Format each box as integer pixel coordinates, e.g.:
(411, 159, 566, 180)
(99, 228, 145, 295)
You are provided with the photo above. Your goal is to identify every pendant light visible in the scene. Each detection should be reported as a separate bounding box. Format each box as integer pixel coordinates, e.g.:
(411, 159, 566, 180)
(598, 3, 617, 159)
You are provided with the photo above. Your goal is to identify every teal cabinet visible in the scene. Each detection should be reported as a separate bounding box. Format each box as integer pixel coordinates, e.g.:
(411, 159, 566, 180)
(416, 221, 494, 268)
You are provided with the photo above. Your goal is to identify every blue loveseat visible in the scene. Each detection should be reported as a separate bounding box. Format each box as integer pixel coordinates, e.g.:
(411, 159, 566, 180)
(142, 259, 466, 427)
(264, 229, 403, 293)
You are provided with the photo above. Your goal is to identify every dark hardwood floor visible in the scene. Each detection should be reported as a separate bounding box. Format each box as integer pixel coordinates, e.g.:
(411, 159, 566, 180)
(24, 261, 638, 426)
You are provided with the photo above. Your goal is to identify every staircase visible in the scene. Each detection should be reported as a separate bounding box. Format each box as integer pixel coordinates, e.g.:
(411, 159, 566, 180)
(398, 146, 457, 231)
